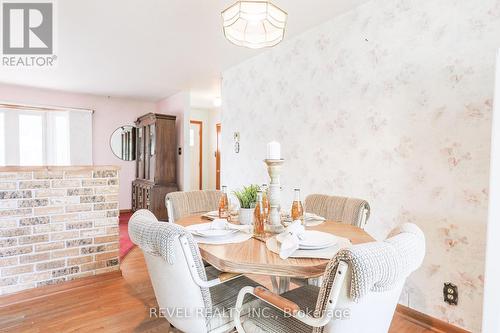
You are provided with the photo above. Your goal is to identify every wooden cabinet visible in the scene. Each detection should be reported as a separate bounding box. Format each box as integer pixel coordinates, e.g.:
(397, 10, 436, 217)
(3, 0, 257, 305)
(132, 113, 177, 220)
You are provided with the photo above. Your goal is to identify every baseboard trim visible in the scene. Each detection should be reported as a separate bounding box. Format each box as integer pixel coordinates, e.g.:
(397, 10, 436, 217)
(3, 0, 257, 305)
(396, 304, 471, 333)
(0, 270, 122, 308)
(120, 209, 132, 214)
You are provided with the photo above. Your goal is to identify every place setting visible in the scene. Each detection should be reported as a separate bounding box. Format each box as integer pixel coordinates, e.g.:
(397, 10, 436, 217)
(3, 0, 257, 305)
(186, 218, 253, 245)
(281, 211, 326, 227)
(201, 210, 219, 220)
(266, 220, 351, 259)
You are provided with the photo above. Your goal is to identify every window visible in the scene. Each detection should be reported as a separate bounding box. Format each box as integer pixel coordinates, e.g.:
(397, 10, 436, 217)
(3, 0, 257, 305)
(19, 113, 44, 165)
(0, 107, 92, 166)
(49, 112, 70, 165)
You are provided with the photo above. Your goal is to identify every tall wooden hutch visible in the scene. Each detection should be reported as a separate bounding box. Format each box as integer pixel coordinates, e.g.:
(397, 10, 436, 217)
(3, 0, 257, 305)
(132, 113, 178, 220)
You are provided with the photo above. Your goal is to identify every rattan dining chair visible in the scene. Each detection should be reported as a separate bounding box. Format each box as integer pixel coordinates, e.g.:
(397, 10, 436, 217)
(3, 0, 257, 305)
(166, 190, 222, 223)
(234, 223, 425, 333)
(129, 209, 260, 333)
(305, 194, 371, 229)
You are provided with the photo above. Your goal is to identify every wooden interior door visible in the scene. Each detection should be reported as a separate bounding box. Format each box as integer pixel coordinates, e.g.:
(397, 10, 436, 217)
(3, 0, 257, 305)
(189, 120, 202, 190)
(216, 123, 221, 190)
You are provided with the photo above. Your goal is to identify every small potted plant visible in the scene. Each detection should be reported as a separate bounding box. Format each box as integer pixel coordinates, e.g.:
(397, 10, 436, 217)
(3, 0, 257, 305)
(233, 185, 259, 225)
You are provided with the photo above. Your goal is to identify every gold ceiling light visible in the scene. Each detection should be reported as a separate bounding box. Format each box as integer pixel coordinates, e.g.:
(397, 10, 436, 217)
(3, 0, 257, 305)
(221, 0, 288, 49)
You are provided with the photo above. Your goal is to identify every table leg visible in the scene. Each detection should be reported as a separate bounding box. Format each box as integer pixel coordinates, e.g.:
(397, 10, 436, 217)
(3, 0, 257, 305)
(308, 277, 323, 287)
(270, 276, 279, 293)
(278, 277, 290, 294)
(270, 276, 290, 294)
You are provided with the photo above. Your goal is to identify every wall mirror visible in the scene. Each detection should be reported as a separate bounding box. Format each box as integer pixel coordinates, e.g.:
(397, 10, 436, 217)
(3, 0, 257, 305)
(110, 125, 137, 161)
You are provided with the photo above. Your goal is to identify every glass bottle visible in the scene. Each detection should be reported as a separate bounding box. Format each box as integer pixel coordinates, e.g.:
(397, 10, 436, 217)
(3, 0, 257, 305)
(291, 188, 304, 225)
(218, 186, 229, 219)
(261, 184, 270, 221)
(254, 191, 266, 237)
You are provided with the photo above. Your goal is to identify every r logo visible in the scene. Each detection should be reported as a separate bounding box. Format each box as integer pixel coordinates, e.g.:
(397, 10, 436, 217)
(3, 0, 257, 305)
(2, 2, 53, 54)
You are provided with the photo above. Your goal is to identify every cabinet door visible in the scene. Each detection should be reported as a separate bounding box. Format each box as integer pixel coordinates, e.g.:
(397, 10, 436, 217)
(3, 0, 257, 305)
(155, 118, 177, 184)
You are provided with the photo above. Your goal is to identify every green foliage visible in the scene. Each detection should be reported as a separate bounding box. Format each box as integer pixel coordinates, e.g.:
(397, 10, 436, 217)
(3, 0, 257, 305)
(233, 184, 260, 209)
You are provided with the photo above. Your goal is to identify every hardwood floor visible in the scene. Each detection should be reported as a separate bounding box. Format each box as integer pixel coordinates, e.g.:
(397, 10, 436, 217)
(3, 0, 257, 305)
(0, 247, 439, 332)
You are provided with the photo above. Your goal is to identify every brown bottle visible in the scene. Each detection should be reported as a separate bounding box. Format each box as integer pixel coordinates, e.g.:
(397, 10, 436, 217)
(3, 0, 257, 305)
(254, 191, 265, 237)
(218, 186, 229, 219)
(291, 188, 304, 225)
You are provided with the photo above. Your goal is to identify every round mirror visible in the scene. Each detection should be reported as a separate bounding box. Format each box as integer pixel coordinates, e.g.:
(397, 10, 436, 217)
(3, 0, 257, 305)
(110, 126, 137, 161)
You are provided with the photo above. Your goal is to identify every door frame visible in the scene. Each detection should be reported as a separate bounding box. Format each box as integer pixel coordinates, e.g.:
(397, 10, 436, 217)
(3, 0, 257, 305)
(190, 120, 203, 190)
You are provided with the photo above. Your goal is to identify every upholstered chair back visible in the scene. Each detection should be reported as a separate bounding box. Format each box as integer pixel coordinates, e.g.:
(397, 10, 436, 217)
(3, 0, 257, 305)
(315, 223, 425, 333)
(305, 194, 370, 228)
(166, 190, 222, 223)
(128, 209, 212, 332)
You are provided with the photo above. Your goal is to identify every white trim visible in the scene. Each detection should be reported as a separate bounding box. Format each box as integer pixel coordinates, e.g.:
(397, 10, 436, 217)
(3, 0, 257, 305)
(0, 101, 94, 113)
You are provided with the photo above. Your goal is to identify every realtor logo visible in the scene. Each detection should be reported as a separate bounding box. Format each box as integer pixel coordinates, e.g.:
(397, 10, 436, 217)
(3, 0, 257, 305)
(1, 1, 56, 66)
(3, 2, 53, 54)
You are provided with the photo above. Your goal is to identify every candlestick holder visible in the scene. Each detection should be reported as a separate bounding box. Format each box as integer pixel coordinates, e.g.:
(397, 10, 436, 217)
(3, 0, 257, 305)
(264, 159, 284, 233)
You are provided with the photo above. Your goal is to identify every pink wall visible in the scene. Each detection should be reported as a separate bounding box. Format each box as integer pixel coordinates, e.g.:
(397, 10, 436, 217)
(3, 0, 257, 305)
(0, 83, 157, 209)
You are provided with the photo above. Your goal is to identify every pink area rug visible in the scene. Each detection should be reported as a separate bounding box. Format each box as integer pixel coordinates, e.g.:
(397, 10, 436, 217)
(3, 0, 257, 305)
(119, 212, 134, 259)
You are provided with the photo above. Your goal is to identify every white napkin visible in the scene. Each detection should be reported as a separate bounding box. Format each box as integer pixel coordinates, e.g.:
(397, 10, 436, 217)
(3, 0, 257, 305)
(275, 220, 305, 259)
(210, 218, 252, 234)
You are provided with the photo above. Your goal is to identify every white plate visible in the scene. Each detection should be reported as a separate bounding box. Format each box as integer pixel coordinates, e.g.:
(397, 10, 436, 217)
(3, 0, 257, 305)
(194, 229, 238, 238)
(186, 223, 238, 238)
(298, 231, 338, 250)
(204, 211, 219, 217)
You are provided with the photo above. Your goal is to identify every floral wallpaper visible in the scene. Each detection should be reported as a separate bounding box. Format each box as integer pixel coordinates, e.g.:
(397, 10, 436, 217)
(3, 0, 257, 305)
(221, 0, 500, 331)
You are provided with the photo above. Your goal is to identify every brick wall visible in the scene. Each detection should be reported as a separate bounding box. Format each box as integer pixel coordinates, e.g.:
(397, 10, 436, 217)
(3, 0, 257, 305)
(0, 166, 120, 295)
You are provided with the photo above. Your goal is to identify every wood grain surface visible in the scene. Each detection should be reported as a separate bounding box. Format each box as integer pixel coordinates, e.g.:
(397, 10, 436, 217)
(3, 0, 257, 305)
(176, 215, 375, 278)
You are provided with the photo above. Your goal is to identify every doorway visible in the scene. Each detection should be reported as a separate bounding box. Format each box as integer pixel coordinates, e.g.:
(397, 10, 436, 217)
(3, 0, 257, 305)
(189, 120, 203, 190)
(216, 123, 221, 190)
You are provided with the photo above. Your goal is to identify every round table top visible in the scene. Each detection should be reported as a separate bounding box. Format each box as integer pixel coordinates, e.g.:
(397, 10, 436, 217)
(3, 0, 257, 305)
(176, 215, 375, 279)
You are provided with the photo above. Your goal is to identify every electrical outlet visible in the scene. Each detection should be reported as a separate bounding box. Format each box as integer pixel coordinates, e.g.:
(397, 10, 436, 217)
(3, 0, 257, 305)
(443, 283, 458, 305)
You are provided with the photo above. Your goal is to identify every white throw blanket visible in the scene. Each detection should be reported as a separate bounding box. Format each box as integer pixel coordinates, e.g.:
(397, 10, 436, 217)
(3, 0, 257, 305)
(315, 222, 426, 312)
(275, 220, 305, 259)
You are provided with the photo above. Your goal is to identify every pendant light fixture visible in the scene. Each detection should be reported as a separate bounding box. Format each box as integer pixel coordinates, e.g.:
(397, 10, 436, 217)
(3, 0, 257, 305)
(221, 0, 287, 49)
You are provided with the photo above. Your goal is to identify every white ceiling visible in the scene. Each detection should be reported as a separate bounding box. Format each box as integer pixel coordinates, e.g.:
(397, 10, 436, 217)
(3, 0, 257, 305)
(0, 0, 369, 102)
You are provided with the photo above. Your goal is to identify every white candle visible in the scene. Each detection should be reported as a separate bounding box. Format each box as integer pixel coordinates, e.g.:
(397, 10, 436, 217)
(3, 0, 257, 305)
(267, 141, 281, 160)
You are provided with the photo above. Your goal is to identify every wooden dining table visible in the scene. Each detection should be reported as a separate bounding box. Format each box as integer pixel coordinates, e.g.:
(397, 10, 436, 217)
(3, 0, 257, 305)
(177, 215, 375, 292)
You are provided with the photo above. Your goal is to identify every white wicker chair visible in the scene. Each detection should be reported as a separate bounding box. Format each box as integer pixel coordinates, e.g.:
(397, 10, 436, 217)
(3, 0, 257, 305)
(233, 223, 425, 333)
(129, 209, 260, 333)
(166, 190, 222, 223)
